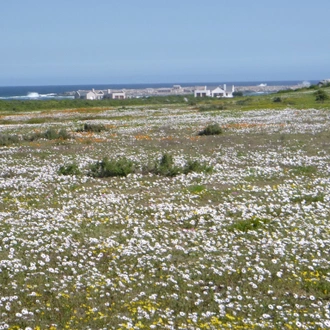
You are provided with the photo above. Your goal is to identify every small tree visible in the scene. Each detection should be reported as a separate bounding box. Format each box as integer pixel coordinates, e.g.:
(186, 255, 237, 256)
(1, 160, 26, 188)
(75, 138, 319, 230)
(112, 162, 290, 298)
(314, 90, 329, 102)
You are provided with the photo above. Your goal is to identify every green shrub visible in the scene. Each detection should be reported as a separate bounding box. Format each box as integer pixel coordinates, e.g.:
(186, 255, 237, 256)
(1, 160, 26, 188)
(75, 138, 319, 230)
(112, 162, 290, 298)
(198, 123, 223, 136)
(314, 89, 329, 102)
(44, 128, 59, 140)
(150, 155, 213, 177)
(183, 160, 213, 174)
(89, 157, 135, 178)
(58, 163, 81, 176)
(0, 134, 19, 146)
(273, 97, 282, 103)
(58, 128, 71, 140)
(25, 128, 71, 141)
(78, 123, 106, 133)
(152, 153, 181, 177)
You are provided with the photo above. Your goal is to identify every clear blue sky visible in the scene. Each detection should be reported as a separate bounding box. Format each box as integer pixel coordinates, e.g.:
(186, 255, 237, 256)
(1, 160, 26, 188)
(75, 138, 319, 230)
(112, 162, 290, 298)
(1, 0, 329, 86)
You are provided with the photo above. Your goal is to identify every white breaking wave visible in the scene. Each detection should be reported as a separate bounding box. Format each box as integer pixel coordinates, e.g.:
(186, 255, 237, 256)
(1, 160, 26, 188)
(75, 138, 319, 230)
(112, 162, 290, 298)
(27, 92, 40, 98)
(0, 93, 73, 100)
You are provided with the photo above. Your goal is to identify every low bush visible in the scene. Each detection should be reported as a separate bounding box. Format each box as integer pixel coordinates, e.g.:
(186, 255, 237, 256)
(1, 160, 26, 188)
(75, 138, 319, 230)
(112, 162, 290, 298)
(25, 128, 71, 141)
(89, 157, 135, 178)
(150, 154, 213, 177)
(198, 123, 223, 136)
(78, 123, 106, 133)
(273, 97, 282, 103)
(58, 163, 81, 176)
(0, 134, 19, 146)
(152, 153, 181, 177)
(314, 89, 329, 102)
(183, 160, 213, 174)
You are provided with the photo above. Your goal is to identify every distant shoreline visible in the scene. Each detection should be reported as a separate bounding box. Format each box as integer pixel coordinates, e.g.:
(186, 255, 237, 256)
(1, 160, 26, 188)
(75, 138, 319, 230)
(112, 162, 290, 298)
(0, 80, 319, 100)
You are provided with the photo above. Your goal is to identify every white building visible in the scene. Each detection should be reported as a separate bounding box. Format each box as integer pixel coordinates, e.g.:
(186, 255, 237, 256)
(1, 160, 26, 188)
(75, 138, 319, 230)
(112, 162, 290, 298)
(104, 89, 126, 99)
(194, 84, 235, 98)
(75, 89, 104, 100)
(194, 86, 211, 97)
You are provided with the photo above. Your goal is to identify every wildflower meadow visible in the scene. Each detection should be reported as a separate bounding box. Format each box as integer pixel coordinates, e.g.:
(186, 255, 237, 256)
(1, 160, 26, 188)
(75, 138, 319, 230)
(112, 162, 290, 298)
(1, 105, 330, 329)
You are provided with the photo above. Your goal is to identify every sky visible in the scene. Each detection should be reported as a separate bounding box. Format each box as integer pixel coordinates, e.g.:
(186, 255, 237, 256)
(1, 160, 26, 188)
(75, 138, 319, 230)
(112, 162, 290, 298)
(1, 0, 329, 86)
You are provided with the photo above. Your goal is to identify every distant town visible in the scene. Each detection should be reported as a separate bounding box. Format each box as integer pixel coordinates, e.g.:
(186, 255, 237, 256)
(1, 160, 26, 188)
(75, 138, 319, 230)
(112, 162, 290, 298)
(70, 82, 308, 100)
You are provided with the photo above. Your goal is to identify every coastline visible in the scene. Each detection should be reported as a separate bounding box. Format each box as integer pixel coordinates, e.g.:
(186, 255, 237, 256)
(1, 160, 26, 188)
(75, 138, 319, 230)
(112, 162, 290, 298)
(0, 81, 316, 100)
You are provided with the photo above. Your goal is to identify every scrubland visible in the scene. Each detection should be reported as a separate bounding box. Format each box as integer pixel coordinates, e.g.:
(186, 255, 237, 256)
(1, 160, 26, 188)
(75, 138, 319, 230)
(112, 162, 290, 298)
(1, 98, 330, 329)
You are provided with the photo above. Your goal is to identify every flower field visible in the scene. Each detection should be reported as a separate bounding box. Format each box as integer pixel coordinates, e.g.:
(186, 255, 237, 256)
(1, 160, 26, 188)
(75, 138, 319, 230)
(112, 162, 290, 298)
(1, 106, 330, 329)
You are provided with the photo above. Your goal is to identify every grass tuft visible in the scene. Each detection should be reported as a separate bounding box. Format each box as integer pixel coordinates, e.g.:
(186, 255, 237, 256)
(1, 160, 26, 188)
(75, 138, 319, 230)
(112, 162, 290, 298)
(227, 217, 271, 233)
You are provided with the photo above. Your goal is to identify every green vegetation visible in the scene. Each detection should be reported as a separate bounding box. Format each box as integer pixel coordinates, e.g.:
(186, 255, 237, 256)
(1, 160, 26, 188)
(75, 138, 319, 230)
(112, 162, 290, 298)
(187, 184, 207, 194)
(314, 89, 329, 102)
(273, 96, 282, 103)
(151, 153, 181, 177)
(290, 165, 318, 176)
(0, 95, 196, 113)
(227, 217, 271, 232)
(0, 133, 19, 146)
(183, 159, 213, 174)
(58, 163, 81, 176)
(198, 123, 223, 136)
(77, 123, 107, 133)
(291, 193, 325, 204)
(151, 154, 213, 177)
(25, 128, 71, 141)
(89, 157, 135, 178)
(232, 91, 243, 97)
(199, 104, 226, 112)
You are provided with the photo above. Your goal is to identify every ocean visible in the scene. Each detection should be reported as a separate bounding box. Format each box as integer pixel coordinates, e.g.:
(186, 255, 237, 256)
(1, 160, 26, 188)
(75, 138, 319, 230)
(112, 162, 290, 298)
(0, 80, 318, 100)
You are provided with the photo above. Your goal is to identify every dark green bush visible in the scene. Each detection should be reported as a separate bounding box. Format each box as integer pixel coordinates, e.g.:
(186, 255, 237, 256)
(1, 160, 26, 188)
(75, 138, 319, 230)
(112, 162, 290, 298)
(152, 153, 181, 177)
(314, 89, 329, 102)
(273, 97, 282, 103)
(150, 154, 213, 177)
(89, 157, 135, 178)
(198, 123, 223, 136)
(58, 163, 81, 176)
